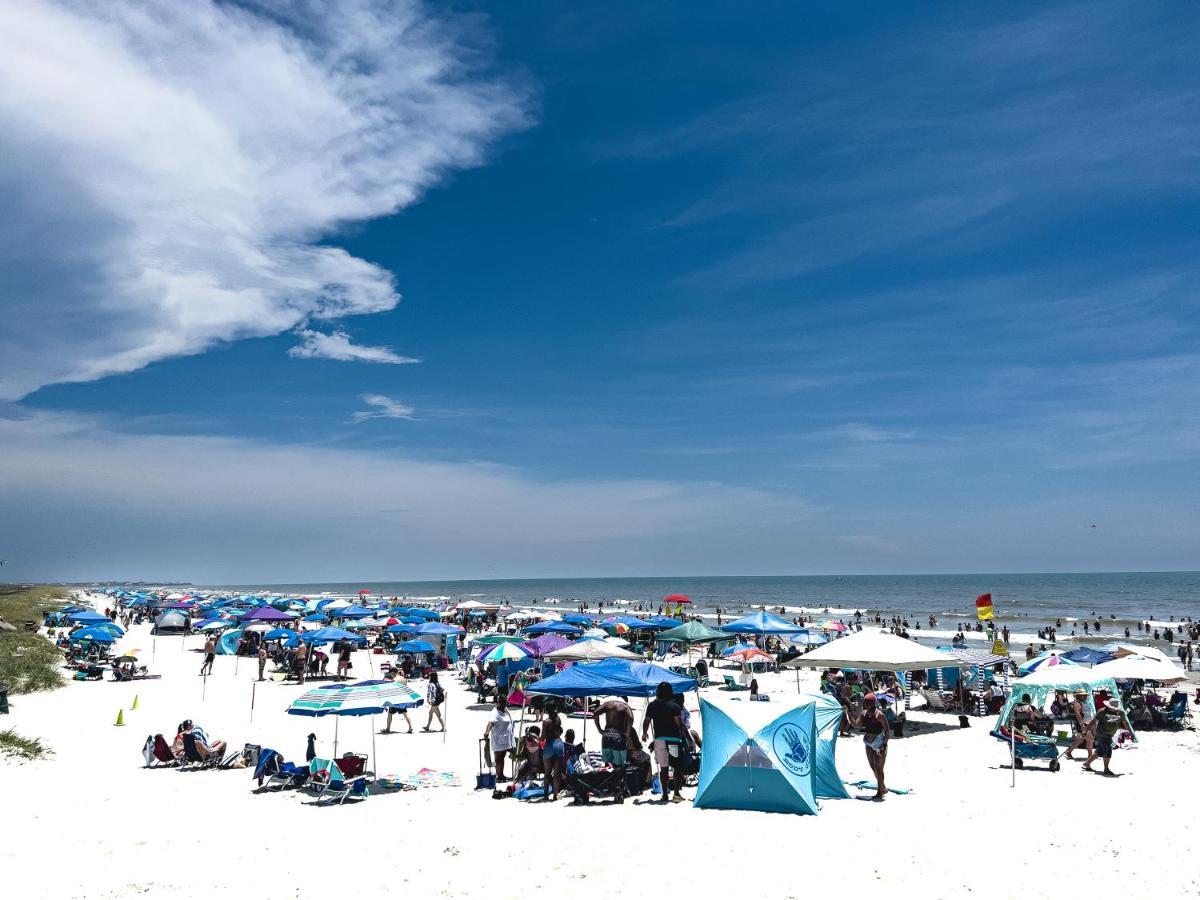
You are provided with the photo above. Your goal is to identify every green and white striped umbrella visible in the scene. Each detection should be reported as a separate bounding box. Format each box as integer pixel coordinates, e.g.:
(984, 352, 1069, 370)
(287, 679, 424, 717)
(479, 642, 530, 664)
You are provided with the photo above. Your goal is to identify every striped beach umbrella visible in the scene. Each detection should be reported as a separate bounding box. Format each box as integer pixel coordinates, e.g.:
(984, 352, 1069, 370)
(287, 679, 425, 761)
(479, 642, 530, 664)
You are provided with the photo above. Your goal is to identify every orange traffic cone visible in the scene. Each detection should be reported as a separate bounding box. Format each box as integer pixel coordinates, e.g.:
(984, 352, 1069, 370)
(114, 709, 125, 726)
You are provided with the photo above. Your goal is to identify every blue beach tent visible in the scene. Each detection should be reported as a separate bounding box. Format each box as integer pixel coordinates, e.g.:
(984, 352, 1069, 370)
(694, 698, 824, 815)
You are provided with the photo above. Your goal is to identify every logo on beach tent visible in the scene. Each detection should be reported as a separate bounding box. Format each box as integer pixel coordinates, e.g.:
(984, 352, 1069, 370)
(771, 722, 811, 777)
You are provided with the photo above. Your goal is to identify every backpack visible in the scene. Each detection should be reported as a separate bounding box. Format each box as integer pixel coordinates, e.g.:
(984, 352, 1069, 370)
(432, 683, 445, 705)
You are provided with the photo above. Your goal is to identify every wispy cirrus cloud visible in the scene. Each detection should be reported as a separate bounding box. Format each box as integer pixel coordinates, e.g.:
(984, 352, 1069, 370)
(352, 394, 415, 423)
(0, 0, 530, 400)
(289, 330, 421, 366)
(609, 3, 1200, 291)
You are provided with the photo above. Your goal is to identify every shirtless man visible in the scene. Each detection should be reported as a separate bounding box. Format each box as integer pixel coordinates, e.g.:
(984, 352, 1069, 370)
(592, 697, 634, 791)
(199, 636, 216, 676)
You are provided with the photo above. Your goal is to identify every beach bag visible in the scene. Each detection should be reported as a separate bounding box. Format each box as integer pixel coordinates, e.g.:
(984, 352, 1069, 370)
(242, 743, 261, 768)
(476, 739, 496, 791)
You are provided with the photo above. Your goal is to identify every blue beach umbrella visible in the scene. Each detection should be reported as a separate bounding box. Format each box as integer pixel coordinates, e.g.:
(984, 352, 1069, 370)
(302, 627, 367, 646)
(264, 628, 297, 641)
(70, 626, 117, 643)
(413, 622, 464, 637)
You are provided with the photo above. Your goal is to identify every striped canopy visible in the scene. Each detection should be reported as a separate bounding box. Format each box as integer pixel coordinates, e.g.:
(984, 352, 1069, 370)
(287, 680, 424, 717)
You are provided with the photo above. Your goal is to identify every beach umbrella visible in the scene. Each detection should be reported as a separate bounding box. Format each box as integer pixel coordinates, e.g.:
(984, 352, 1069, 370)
(242, 622, 275, 634)
(664, 594, 692, 605)
(580, 627, 609, 639)
(786, 630, 828, 647)
(535, 611, 563, 622)
(721, 642, 759, 657)
(1100, 643, 1175, 664)
(1017, 651, 1079, 676)
(288, 678, 424, 761)
(263, 628, 297, 641)
(1092, 655, 1187, 683)
(303, 613, 329, 623)
(357, 589, 371, 597)
(397, 639, 436, 654)
(726, 647, 774, 664)
(821, 620, 848, 633)
(543, 640, 640, 662)
(70, 626, 117, 643)
(386, 624, 419, 636)
(322, 599, 351, 612)
(641, 615, 683, 630)
(521, 633, 573, 657)
(195, 619, 234, 631)
(562, 613, 595, 625)
(405, 609, 439, 620)
(480, 642, 531, 664)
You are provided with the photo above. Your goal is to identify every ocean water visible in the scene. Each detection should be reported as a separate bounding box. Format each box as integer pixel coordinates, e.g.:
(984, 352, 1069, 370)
(217, 572, 1200, 627)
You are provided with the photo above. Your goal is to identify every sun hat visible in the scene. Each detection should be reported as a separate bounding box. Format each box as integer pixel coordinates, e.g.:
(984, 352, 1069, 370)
(1105, 699, 1120, 710)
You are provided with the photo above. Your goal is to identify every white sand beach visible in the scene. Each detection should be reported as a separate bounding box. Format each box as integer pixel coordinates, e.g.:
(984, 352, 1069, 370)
(3, 592, 1198, 900)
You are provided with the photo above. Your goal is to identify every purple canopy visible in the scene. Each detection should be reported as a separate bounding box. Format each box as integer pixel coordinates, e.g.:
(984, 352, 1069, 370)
(239, 607, 295, 622)
(521, 634, 573, 658)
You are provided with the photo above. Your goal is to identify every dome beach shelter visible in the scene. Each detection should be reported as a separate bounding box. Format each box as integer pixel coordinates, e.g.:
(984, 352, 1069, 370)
(694, 697, 824, 815)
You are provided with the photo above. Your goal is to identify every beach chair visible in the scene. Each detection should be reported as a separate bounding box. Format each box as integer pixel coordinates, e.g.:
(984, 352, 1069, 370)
(720, 675, 748, 692)
(180, 733, 218, 770)
(255, 749, 308, 790)
(1160, 692, 1192, 728)
(308, 758, 370, 804)
(921, 688, 954, 712)
(143, 733, 178, 768)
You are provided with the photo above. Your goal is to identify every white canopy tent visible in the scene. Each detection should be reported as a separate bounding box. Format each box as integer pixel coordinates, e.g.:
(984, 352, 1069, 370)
(783, 629, 968, 672)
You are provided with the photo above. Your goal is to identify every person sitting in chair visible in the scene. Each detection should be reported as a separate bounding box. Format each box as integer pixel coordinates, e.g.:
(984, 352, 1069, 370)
(188, 721, 227, 759)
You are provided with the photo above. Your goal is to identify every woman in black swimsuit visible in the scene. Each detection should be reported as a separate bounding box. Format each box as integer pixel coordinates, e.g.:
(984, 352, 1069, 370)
(850, 692, 889, 801)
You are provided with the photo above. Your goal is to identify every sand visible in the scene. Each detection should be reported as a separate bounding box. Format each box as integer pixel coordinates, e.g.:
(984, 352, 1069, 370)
(2, 591, 1198, 899)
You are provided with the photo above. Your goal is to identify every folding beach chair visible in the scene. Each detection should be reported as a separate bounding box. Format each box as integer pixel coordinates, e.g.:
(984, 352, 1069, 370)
(721, 675, 748, 691)
(143, 733, 178, 768)
(308, 758, 370, 804)
(255, 749, 309, 790)
(180, 733, 219, 770)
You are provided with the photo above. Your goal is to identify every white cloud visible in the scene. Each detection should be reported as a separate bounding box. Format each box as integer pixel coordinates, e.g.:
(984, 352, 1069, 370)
(0, 0, 529, 400)
(289, 329, 420, 366)
(352, 394, 415, 423)
(0, 411, 809, 581)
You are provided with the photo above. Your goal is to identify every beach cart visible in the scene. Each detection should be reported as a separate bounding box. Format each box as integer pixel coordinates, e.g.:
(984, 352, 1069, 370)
(992, 726, 1061, 772)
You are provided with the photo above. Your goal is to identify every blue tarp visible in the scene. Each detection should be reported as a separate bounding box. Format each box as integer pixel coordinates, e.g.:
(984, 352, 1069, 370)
(694, 698, 821, 815)
(526, 658, 697, 699)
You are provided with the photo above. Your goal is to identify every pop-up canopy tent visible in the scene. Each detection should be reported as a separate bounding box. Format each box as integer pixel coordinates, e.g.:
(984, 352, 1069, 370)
(720, 611, 798, 636)
(526, 658, 696, 698)
(999, 666, 1128, 728)
(785, 630, 965, 672)
(656, 621, 729, 644)
(694, 698, 821, 815)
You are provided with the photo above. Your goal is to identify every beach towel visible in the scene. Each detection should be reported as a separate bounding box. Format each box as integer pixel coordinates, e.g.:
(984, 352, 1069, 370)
(514, 781, 544, 800)
(393, 767, 460, 789)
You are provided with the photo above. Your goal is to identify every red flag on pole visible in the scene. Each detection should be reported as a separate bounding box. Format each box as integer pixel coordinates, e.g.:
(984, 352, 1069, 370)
(975, 593, 994, 621)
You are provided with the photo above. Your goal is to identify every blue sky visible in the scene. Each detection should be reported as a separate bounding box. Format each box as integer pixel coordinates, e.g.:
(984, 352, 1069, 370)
(1, 1, 1198, 581)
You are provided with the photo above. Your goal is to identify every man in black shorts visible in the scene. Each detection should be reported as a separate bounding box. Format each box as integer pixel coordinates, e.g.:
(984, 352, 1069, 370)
(199, 636, 216, 676)
(1084, 699, 1132, 776)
